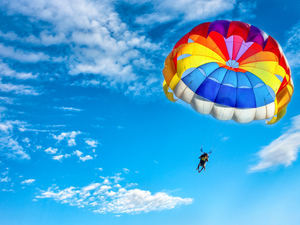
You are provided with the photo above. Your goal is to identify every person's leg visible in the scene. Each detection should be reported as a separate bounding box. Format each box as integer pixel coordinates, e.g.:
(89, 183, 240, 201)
(198, 167, 204, 173)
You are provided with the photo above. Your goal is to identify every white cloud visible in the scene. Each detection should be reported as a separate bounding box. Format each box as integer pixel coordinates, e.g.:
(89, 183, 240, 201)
(110, 173, 124, 183)
(79, 155, 93, 162)
(0, 79, 39, 95)
(0, 43, 62, 63)
(134, 0, 236, 25)
(22, 138, 30, 143)
(100, 188, 192, 214)
(237, 1, 257, 20)
(72, 150, 93, 162)
(0, 97, 14, 104)
(2, 188, 14, 192)
(97, 168, 103, 171)
(36, 177, 193, 214)
(221, 136, 229, 142)
(0, 176, 11, 182)
(1, 168, 9, 176)
(1, 0, 159, 86)
(45, 147, 58, 154)
(126, 183, 138, 188)
(0, 121, 13, 133)
(72, 79, 101, 87)
(102, 178, 111, 185)
(73, 150, 83, 157)
(0, 60, 37, 79)
(0, 31, 19, 41)
(21, 179, 35, 185)
(85, 139, 98, 148)
(249, 115, 300, 172)
(68, 139, 76, 147)
(0, 136, 30, 159)
(122, 168, 130, 174)
(56, 107, 83, 111)
(52, 131, 81, 146)
(52, 154, 70, 161)
(285, 21, 300, 72)
(64, 154, 71, 158)
(53, 155, 64, 161)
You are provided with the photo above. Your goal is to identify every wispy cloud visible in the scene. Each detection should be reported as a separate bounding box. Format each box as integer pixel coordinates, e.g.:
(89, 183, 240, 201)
(79, 155, 93, 162)
(249, 115, 300, 172)
(55, 107, 83, 112)
(0, 79, 39, 95)
(21, 179, 35, 185)
(0, 136, 30, 160)
(0, 43, 62, 63)
(52, 154, 71, 161)
(36, 174, 192, 214)
(237, 1, 257, 20)
(1, 0, 159, 86)
(134, 0, 236, 25)
(122, 168, 130, 174)
(52, 131, 81, 146)
(0, 60, 37, 79)
(44, 147, 58, 154)
(73, 150, 83, 157)
(0, 121, 13, 133)
(285, 20, 300, 73)
(0, 97, 14, 104)
(221, 136, 230, 142)
(0, 176, 11, 182)
(85, 139, 98, 148)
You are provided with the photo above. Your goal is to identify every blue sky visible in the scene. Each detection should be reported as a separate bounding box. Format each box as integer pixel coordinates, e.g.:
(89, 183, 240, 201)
(0, 0, 300, 224)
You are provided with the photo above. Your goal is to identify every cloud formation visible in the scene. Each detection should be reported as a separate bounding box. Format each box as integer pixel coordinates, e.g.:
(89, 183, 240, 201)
(45, 147, 58, 154)
(134, 0, 236, 25)
(52, 131, 81, 146)
(0, 0, 159, 86)
(36, 174, 192, 214)
(249, 115, 300, 172)
(21, 179, 35, 185)
(285, 20, 300, 72)
(0, 136, 30, 160)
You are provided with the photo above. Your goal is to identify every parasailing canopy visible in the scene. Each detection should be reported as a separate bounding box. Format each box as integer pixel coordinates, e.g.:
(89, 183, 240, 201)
(163, 20, 294, 124)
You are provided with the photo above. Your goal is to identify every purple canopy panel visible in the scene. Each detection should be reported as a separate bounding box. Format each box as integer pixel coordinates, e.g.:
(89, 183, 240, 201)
(207, 20, 231, 38)
(246, 26, 269, 47)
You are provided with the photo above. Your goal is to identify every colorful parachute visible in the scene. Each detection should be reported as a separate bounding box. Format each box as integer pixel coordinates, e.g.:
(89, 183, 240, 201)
(163, 20, 294, 124)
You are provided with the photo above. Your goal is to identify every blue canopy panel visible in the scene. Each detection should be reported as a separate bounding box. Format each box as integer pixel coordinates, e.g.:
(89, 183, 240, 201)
(245, 71, 264, 87)
(180, 62, 276, 109)
(222, 70, 237, 87)
(181, 68, 206, 92)
(253, 85, 274, 107)
(198, 62, 220, 76)
(215, 85, 237, 107)
(236, 88, 256, 108)
(181, 67, 197, 78)
(237, 72, 252, 88)
(196, 78, 221, 102)
(208, 67, 228, 83)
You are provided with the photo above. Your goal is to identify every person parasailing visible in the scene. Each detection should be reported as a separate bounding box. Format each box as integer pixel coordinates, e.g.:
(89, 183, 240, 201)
(196, 149, 211, 173)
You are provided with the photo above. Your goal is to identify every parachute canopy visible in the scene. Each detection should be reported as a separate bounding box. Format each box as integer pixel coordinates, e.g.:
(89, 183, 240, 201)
(163, 20, 293, 124)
